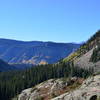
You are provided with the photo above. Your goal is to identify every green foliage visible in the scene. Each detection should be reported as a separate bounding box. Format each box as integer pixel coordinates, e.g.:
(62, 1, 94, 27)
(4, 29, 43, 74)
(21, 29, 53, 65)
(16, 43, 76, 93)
(97, 97, 100, 100)
(35, 96, 44, 100)
(90, 45, 100, 62)
(87, 30, 100, 43)
(63, 52, 79, 62)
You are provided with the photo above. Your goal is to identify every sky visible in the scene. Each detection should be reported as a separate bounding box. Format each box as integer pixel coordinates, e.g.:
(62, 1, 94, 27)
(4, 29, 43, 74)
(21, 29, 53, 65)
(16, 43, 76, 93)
(0, 0, 100, 43)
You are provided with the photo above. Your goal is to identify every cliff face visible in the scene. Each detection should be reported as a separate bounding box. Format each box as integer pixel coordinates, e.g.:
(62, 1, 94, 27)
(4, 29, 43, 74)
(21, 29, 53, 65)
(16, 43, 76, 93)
(52, 75, 100, 100)
(16, 75, 100, 100)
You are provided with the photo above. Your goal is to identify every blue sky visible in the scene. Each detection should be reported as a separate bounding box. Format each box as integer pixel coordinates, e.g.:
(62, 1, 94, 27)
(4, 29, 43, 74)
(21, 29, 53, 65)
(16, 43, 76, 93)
(0, 0, 100, 43)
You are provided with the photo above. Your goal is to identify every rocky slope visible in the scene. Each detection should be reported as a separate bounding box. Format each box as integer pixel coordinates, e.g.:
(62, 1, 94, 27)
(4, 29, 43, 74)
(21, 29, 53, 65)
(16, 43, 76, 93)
(74, 48, 100, 72)
(0, 39, 80, 65)
(63, 30, 100, 72)
(16, 75, 100, 100)
(17, 77, 84, 100)
(52, 75, 100, 100)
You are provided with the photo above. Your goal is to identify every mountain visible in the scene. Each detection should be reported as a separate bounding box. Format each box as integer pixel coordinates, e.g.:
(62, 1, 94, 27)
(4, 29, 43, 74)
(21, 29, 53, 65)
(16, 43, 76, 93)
(0, 39, 80, 65)
(0, 59, 15, 71)
(63, 30, 100, 72)
(15, 30, 100, 100)
(0, 31, 100, 100)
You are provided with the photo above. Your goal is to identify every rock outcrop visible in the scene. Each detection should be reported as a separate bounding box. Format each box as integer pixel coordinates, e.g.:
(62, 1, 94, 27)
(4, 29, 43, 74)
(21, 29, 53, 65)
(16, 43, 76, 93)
(52, 75, 100, 100)
(17, 75, 100, 100)
(17, 77, 83, 100)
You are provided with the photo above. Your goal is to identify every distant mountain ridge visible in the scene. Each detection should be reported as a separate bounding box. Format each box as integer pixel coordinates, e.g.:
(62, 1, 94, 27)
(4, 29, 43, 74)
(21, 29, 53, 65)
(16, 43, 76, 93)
(0, 39, 80, 65)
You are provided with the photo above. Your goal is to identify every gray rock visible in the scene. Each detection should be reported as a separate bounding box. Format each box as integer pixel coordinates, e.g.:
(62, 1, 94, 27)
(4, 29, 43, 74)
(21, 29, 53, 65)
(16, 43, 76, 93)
(52, 75, 100, 100)
(17, 75, 100, 100)
(18, 78, 69, 100)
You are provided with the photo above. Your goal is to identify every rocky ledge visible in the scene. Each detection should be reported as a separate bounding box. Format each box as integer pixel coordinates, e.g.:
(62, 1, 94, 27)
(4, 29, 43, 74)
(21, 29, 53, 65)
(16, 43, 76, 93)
(52, 75, 100, 100)
(17, 77, 83, 100)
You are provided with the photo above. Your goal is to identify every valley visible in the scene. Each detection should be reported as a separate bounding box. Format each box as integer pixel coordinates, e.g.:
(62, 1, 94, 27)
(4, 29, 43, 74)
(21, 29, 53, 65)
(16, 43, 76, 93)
(0, 31, 99, 100)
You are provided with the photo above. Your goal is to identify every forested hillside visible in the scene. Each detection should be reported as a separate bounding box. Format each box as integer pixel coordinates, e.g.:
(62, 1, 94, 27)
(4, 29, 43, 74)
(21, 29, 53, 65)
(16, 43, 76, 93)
(0, 59, 15, 71)
(0, 61, 93, 100)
